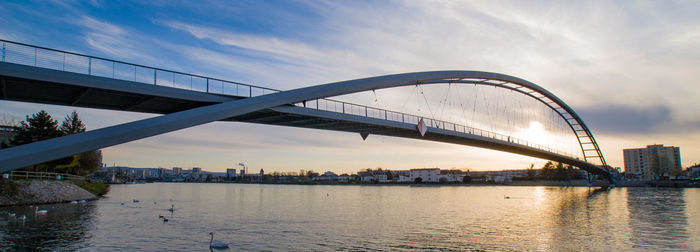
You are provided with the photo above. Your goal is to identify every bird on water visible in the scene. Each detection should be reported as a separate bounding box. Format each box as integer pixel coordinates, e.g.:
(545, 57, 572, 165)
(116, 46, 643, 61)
(34, 206, 47, 215)
(209, 232, 229, 249)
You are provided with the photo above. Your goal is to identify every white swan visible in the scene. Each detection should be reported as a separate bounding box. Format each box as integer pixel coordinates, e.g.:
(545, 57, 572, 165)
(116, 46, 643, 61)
(209, 232, 229, 249)
(35, 206, 47, 215)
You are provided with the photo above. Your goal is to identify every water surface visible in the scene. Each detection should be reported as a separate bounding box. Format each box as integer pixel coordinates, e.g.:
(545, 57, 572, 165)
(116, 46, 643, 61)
(1, 184, 698, 251)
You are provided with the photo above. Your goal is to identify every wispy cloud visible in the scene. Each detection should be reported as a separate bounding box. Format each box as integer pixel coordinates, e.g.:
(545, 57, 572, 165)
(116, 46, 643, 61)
(72, 16, 163, 66)
(160, 20, 388, 87)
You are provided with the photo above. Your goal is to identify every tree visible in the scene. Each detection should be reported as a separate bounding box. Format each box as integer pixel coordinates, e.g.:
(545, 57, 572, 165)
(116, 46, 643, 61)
(306, 170, 319, 179)
(78, 150, 102, 176)
(414, 177, 423, 184)
(11, 110, 62, 146)
(462, 175, 472, 183)
(0, 114, 20, 127)
(555, 162, 566, 180)
(526, 163, 536, 177)
(540, 161, 556, 180)
(9, 111, 66, 172)
(59, 111, 86, 135)
(8, 110, 100, 175)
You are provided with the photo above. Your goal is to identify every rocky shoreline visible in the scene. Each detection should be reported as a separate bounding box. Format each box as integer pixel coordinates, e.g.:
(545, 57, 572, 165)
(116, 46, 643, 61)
(0, 180, 98, 206)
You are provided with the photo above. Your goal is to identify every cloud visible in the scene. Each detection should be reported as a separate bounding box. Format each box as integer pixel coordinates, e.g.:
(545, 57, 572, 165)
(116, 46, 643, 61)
(159, 20, 388, 87)
(73, 16, 162, 65)
(4, 1, 700, 170)
(577, 104, 690, 135)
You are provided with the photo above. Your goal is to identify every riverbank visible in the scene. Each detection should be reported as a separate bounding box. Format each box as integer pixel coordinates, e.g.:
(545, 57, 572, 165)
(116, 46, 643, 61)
(148, 179, 699, 188)
(0, 180, 98, 206)
(150, 179, 614, 187)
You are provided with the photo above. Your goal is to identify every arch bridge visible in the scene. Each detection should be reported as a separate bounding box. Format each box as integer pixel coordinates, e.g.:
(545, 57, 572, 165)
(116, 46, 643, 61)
(0, 40, 611, 181)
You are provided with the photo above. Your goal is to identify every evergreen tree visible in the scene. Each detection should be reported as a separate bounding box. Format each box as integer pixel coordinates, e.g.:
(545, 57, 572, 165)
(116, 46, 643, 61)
(8, 110, 101, 175)
(9, 111, 64, 172)
(59, 111, 86, 135)
(11, 110, 62, 146)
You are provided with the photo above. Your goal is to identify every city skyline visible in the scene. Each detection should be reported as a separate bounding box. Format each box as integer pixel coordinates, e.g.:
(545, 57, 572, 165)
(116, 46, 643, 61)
(2, 1, 700, 174)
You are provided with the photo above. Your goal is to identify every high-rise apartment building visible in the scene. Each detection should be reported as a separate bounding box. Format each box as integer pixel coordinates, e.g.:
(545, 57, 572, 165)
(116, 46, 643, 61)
(623, 144, 681, 180)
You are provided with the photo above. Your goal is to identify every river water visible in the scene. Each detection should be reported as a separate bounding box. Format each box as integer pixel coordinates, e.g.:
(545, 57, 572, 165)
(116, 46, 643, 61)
(1, 184, 698, 251)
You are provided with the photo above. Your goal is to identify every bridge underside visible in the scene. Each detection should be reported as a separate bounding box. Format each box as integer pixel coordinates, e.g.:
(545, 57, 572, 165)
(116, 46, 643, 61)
(0, 62, 610, 180)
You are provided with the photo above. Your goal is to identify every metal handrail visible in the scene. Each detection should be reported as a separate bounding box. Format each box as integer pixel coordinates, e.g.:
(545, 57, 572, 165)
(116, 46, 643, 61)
(2, 170, 85, 181)
(0, 39, 577, 158)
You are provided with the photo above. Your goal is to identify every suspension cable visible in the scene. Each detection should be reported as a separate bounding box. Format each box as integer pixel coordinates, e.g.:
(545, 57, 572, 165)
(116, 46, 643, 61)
(418, 85, 436, 122)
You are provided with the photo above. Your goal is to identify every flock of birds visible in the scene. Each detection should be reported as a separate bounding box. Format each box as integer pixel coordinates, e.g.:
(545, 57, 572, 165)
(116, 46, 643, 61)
(6, 198, 230, 249)
(6, 205, 52, 223)
(128, 199, 229, 249)
(6, 200, 92, 222)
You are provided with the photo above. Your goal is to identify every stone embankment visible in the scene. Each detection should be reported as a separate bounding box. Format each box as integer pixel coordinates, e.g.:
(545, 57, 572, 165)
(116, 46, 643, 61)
(0, 180, 97, 206)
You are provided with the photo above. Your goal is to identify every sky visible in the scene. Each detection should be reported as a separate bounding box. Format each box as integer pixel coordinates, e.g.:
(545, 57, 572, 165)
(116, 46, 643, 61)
(1, 0, 699, 174)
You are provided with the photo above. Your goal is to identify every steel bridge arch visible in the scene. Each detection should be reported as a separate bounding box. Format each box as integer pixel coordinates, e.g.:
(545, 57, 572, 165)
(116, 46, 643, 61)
(294, 71, 607, 168)
(0, 68, 608, 178)
(417, 77, 607, 167)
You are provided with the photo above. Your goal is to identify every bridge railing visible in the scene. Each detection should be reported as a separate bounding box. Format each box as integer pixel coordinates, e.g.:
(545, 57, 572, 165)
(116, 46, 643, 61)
(297, 98, 578, 159)
(0, 39, 577, 159)
(2, 170, 85, 181)
(0, 39, 278, 98)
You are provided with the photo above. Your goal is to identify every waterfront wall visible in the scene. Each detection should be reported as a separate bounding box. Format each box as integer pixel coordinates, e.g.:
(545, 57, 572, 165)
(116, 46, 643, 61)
(506, 179, 609, 187)
(0, 180, 97, 206)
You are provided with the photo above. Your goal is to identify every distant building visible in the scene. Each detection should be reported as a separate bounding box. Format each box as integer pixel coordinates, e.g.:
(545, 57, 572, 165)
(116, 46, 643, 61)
(410, 168, 440, 182)
(337, 174, 351, 183)
(172, 167, 182, 175)
(624, 144, 682, 180)
(226, 169, 237, 178)
(469, 170, 529, 183)
(438, 170, 466, 182)
(190, 167, 202, 180)
(685, 164, 700, 179)
(313, 171, 339, 182)
(357, 171, 375, 182)
(392, 170, 411, 182)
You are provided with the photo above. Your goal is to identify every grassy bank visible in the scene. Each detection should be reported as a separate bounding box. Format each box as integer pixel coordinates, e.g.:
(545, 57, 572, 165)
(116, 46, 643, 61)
(73, 181, 110, 196)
